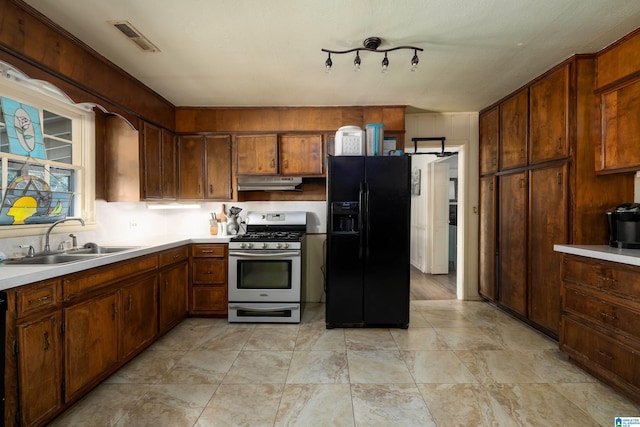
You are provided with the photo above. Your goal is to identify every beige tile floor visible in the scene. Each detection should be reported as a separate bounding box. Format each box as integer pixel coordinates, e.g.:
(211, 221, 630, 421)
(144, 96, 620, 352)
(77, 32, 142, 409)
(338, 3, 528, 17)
(50, 300, 640, 426)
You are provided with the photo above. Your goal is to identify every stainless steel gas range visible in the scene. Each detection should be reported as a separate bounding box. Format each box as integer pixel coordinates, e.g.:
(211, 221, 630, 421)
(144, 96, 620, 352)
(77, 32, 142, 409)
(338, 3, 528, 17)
(227, 211, 307, 323)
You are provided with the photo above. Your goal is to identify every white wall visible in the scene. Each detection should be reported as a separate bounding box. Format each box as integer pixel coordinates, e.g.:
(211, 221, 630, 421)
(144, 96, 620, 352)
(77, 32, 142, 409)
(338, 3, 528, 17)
(405, 112, 480, 300)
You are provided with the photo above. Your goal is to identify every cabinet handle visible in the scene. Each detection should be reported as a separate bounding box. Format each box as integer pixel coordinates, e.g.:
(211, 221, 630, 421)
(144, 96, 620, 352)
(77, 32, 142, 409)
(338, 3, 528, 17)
(599, 311, 618, 322)
(556, 172, 562, 185)
(172, 254, 180, 259)
(128, 295, 133, 311)
(204, 271, 212, 275)
(597, 350, 614, 361)
(197, 184, 201, 195)
(270, 158, 275, 168)
(209, 184, 213, 195)
(164, 279, 169, 291)
(492, 156, 497, 166)
(201, 250, 214, 253)
(43, 331, 50, 351)
(519, 148, 525, 160)
(556, 138, 563, 152)
(519, 178, 525, 188)
(112, 302, 118, 320)
(27, 295, 50, 305)
(283, 159, 288, 168)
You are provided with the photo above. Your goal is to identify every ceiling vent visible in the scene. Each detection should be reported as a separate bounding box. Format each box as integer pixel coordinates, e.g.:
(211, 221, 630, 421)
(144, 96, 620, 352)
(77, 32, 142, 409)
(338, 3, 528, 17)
(108, 20, 160, 52)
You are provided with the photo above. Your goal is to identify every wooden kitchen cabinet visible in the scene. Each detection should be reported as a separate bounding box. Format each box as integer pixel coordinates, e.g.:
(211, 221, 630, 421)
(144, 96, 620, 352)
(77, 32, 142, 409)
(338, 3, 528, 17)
(478, 176, 497, 301)
(498, 171, 528, 316)
(190, 244, 228, 315)
(104, 114, 141, 202)
(178, 135, 233, 200)
(529, 65, 568, 164)
(479, 106, 499, 175)
(529, 163, 568, 333)
(64, 291, 119, 402)
(120, 274, 158, 360)
(235, 133, 324, 176)
(278, 134, 323, 176)
(560, 254, 640, 403)
(158, 246, 189, 334)
(597, 78, 640, 173)
(500, 88, 528, 170)
(141, 121, 177, 200)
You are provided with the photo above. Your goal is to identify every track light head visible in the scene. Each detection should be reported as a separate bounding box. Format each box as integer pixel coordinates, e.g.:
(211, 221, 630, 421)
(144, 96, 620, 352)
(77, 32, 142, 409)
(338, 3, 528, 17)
(322, 37, 422, 72)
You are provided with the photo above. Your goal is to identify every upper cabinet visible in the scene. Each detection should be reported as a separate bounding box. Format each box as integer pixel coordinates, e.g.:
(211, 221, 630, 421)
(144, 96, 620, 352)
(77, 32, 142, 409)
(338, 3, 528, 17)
(141, 121, 177, 200)
(235, 134, 324, 177)
(479, 106, 499, 175)
(500, 88, 528, 170)
(529, 66, 569, 164)
(104, 114, 140, 202)
(598, 80, 640, 173)
(595, 30, 640, 174)
(178, 135, 232, 200)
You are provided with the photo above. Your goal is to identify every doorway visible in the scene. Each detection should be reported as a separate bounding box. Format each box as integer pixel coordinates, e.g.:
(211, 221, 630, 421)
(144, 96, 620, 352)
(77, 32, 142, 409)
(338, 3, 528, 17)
(409, 146, 461, 300)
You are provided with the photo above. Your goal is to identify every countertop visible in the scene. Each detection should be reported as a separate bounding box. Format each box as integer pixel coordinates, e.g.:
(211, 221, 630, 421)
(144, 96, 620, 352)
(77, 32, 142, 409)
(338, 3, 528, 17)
(554, 244, 640, 267)
(0, 234, 232, 291)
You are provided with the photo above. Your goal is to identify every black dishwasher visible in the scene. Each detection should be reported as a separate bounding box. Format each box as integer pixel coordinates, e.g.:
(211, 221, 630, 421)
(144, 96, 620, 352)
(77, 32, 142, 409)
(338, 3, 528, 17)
(0, 291, 6, 426)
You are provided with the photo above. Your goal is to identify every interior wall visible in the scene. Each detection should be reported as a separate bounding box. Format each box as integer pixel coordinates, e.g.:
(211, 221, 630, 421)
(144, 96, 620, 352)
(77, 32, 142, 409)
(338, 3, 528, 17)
(405, 112, 480, 300)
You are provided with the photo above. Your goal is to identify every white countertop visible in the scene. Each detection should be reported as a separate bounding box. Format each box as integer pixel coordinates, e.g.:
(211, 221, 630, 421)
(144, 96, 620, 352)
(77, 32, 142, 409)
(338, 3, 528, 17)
(554, 244, 640, 267)
(0, 234, 232, 291)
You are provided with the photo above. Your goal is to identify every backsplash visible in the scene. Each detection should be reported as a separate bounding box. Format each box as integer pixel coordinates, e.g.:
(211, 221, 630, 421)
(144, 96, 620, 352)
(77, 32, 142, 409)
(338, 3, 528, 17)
(0, 200, 327, 258)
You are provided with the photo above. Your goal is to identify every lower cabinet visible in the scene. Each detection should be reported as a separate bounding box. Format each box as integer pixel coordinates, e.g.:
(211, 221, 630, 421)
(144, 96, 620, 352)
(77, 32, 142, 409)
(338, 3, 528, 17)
(560, 254, 640, 403)
(16, 310, 63, 427)
(120, 274, 158, 360)
(190, 244, 228, 315)
(64, 291, 120, 402)
(159, 246, 189, 334)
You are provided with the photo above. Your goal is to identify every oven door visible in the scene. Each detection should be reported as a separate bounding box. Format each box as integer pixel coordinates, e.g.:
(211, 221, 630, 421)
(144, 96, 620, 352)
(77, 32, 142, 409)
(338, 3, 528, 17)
(228, 249, 301, 302)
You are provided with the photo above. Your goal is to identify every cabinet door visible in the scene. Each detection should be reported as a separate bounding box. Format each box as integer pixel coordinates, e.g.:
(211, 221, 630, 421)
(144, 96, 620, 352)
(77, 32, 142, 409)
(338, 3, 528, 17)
(500, 89, 528, 169)
(479, 107, 499, 175)
(236, 135, 278, 175)
(529, 163, 568, 335)
(161, 129, 177, 199)
(530, 66, 568, 164)
(120, 274, 158, 360)
(142, 121, 163, 200)
(205, 135, 233, 199)
(279, 134, 323, 176)
(178, 135, 205, 199)
(17, 311, 63, 427)
(105, 115, 140, 202)
(190, 256, 227, 315)
(599, 79, 640, 173)
(479, 176, 497, 301)
(159, 261, 188, 334)
(499, 171, 528, 316)
(65, 292, 119, 401)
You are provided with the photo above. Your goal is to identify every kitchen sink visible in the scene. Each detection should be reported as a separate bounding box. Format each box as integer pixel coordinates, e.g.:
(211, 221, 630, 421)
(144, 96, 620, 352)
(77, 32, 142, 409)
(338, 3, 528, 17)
(2, 245, 140, 266)
(68, 245, 139, 255)
(3, 253, 100, 265)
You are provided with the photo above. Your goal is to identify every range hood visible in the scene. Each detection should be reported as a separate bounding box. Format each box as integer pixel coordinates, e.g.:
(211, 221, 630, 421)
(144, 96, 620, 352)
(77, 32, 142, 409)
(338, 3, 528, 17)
(237, 176, 303, 191)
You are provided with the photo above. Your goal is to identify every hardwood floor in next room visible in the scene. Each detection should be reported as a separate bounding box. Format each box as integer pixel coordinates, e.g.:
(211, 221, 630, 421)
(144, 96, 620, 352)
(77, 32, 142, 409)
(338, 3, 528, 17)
(410, 265, 456, 300)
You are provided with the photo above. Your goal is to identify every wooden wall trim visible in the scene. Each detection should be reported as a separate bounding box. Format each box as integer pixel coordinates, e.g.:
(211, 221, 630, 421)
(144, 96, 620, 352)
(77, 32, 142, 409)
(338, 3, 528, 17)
(1, 0, 175, 129)
(175, 106, 406, 133)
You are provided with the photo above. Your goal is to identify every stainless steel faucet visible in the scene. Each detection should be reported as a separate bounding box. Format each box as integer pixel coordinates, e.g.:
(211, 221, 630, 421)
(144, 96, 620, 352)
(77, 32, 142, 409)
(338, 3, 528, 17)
(44, 218, 85, 253)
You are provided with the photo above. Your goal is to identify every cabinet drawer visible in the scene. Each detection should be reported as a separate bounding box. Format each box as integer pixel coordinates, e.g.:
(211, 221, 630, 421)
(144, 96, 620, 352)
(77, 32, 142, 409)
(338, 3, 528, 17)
(563, 284, 640, 339)
(192, 259, 227, 284)
(191, 285, 227, 313)
(159, 246, 189, 267)
(562, 256, 640, 300)
(63, 255, 158, 300)
(15, 280, 61, 317)
(192, 244, 226, 258)
(562, 317, 640, 386)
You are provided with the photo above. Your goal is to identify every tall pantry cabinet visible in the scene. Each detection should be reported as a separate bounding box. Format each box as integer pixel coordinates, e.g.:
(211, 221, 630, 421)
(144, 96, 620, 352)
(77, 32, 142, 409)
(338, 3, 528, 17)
(478, 55, 634, 337)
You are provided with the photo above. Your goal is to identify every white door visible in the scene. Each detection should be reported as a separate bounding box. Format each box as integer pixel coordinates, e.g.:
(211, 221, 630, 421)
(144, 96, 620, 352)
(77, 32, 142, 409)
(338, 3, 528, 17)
(427, 160, 450, 274)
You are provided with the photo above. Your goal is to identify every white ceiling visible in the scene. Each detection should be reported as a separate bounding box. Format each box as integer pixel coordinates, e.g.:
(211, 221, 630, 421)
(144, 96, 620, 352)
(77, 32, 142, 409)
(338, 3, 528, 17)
(22, 0, 640, 113)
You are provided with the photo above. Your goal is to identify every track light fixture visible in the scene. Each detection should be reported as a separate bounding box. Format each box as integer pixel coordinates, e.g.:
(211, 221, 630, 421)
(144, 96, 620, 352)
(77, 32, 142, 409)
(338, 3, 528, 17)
(322, 37, 423, 73)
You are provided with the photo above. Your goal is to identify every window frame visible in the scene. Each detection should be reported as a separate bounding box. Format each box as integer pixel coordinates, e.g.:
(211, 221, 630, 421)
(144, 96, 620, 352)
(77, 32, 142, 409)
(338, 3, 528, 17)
(0, 61, 96, 238)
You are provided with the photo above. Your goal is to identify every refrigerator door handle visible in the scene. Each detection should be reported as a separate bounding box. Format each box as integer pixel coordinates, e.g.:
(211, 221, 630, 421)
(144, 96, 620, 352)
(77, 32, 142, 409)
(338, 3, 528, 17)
(364, 182, 370, 260)
(359, 182, 365, 260)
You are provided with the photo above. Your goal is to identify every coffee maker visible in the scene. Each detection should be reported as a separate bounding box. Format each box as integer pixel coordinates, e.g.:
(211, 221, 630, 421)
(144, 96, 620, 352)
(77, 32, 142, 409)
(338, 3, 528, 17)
(607, 203, 640, 248)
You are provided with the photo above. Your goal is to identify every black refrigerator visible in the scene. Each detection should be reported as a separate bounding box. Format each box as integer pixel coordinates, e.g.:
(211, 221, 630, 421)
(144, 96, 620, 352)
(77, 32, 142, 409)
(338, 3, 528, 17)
(325, 155, 411, 328)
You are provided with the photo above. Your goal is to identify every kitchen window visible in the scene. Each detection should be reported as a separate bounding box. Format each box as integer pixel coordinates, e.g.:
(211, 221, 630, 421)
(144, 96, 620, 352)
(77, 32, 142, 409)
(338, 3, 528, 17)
(0, 60, 95, 237)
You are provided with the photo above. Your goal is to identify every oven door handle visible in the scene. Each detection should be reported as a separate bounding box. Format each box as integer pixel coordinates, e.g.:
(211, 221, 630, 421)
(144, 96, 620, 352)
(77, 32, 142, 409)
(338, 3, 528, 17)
(229, 304, 300, 311)
(229, 251, 300, 258)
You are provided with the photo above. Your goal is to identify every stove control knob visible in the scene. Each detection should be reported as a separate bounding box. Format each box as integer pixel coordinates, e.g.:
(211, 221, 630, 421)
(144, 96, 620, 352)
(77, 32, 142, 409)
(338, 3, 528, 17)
(282, 243, 289, 249)
(262, 243, 268, 249)
(240, 243, 247, 249)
